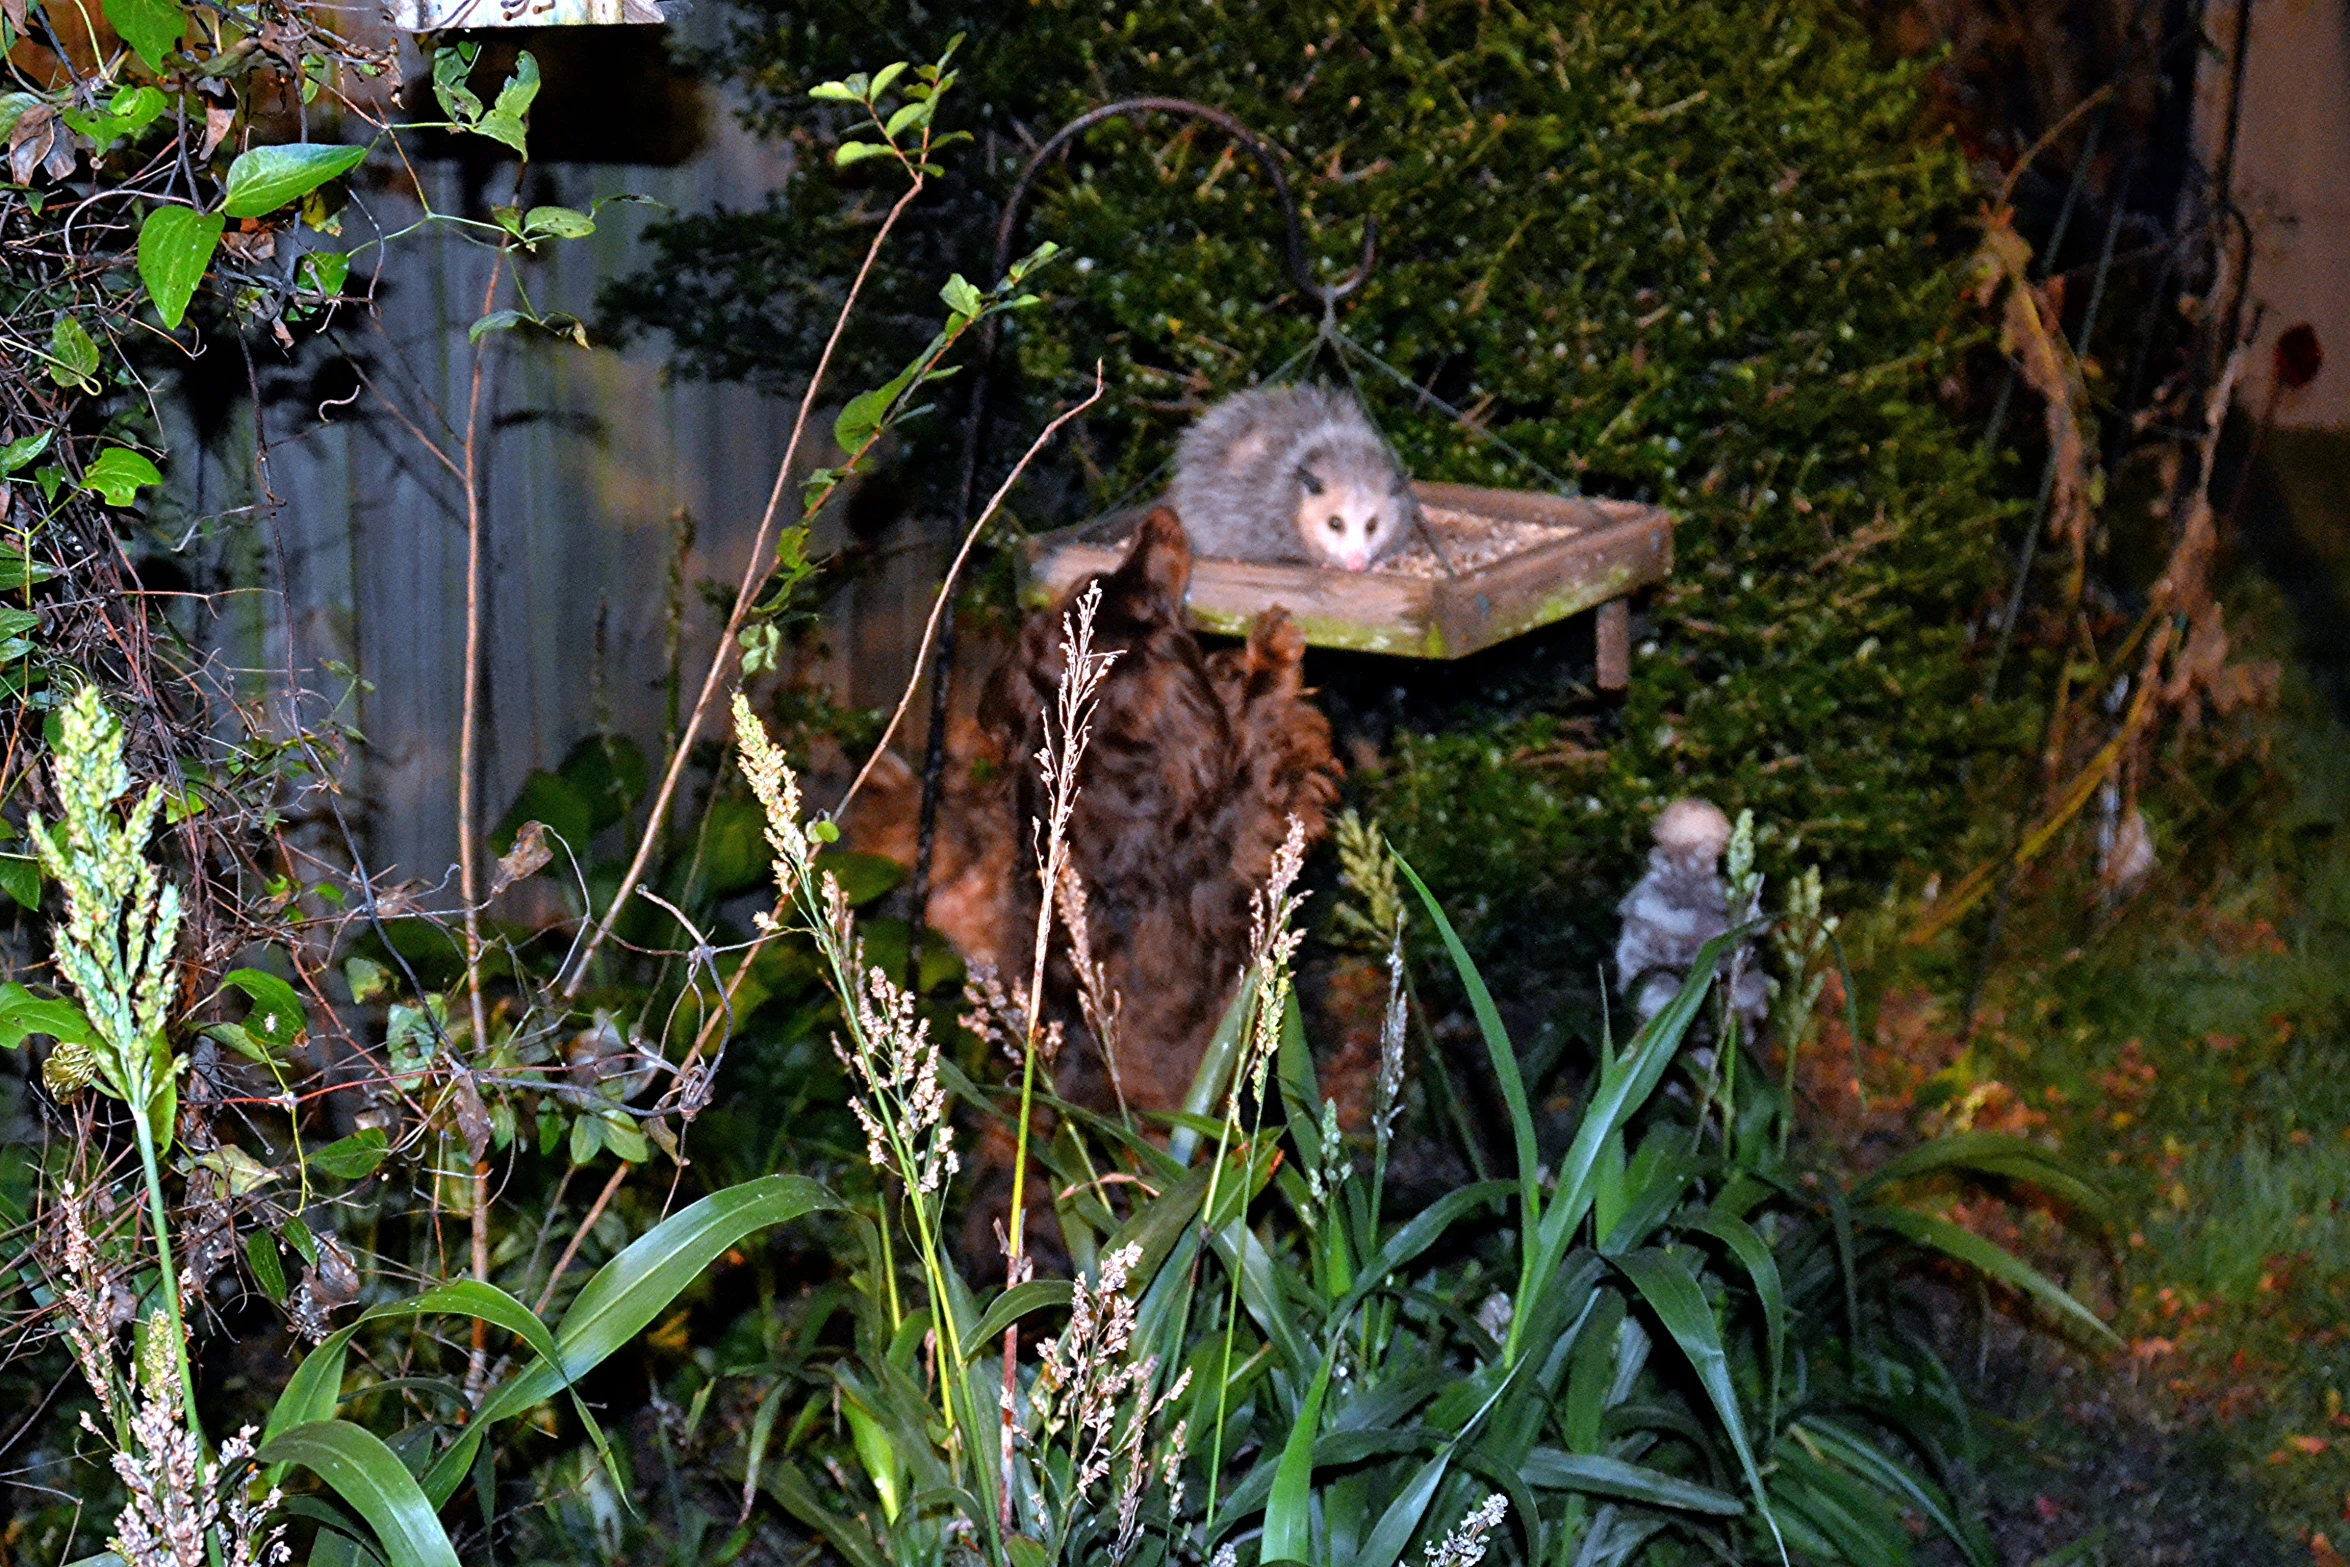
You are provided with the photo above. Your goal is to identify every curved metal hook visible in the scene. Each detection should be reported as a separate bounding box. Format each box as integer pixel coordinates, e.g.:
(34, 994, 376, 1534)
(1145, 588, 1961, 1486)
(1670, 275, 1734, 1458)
(991, 96, 1377, 308)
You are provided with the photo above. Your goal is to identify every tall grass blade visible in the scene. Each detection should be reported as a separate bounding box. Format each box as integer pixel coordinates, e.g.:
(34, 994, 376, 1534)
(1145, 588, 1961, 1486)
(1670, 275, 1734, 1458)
(1520, 1449, 1743, 1515)
(967, 1279, 1075, 1347)
(1349, 1448, 1454, 1567)
(761, 1458, 890, 1567)
(1613, 1247, 1785, 1561)
(1396, 857, 1539, 1223)
(256, 1419, 464, 1567)
(1795, 1418, 1994, 1567)
(1262, 1342, 1339, 1564)
(1693, 1212, 1786, 1428)
(1865, 1207, 2118, 1345)
(423, 1173, 838, 1504)
(1854, 1132, 2116, 1231)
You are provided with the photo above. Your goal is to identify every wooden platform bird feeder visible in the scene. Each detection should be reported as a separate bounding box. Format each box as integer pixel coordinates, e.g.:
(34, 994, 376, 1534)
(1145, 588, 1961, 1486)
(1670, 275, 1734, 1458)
(1020, 481, 1673, 682)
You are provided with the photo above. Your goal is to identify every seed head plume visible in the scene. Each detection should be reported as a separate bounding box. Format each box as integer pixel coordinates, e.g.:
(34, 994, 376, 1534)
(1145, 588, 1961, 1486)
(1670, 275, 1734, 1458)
(1424, 1494, 1508, 1567)
(1239, 815, 1311, 1102)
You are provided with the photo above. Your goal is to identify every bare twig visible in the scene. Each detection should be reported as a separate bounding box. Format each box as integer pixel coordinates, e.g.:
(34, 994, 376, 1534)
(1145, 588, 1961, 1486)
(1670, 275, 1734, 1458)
(457, 252, 506, 1401)
(559, 173, 932, 1001)
(833, 364, 1106, 820)
(647, 382, 1112, 1108)
(532, 1161, 633, 1318)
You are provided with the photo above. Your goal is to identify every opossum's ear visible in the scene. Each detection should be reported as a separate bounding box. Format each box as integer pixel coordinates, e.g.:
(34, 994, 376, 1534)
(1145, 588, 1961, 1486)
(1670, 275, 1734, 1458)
(1117, 506, 1193, 611)
(1295, 465, 1325, 497)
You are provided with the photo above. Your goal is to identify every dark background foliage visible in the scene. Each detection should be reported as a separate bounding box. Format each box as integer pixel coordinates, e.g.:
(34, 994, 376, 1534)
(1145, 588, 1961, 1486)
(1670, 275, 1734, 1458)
(604, 0, 2032, 1043)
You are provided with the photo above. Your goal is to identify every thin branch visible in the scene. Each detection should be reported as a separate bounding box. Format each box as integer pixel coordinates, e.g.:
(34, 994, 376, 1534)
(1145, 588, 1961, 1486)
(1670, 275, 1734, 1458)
(532, 1160, 632, 1317)
(558, 171, 931, 1001)
(832, 363, 1106, 819)
(457, 251, 506, 1402)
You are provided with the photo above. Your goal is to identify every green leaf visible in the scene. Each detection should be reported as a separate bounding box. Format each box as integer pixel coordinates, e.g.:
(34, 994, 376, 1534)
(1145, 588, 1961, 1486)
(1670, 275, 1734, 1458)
(0, 551, 57, 592)
(48, 314, 99, 390)
(598, 1115, 649, 1163)
(1350, 1448, 1453, 1567)
(882, 99, 927, 138)
(306, 1127, 388, 1181)
(833, 358, 922, 457)
(832, 139, 892, 168)
(0, 984, 94, 1049)
(221, 143, 368, 219)
(0, 431, 53, 476)
(1396, 857, 1540, 1225)
(344, 956, 388, 1003)
(966, 1279, 1073, 1348)
(1793, 1419, 1993, 1567)
(1867, 1206, 2119, 1345)
(1521, 1448, 1744, 1515)
(421, 1174, 841, 1507)
(1262, 1341, 1337, 1564)
(300, 250, 350, 297)
(247, 1229, 288, 1301)
(815, 850, 903, 907)
(468, 309, 525, 344)
(568, 1112, 601, 1166)
(469, 56, 538, 154)
(493, 52, 540, 120)
(102, 0, 183, 70)
(1854, 1131, 2116, 1231)
(939, 273, 983, 322)
(256, 1421, 462, 1567)
(523, 204, 593, 240)
(866, 61, 907, 97)
(80, 448, 160, 507)
(0, 856, 40, 910)
(758, 1460, 887, 1567)
(432, 44, 483, 124)
(1694, 1210, 1786, 1427)
(1615, 1247, 1784, 1560)
(218, 967, 308, 1050)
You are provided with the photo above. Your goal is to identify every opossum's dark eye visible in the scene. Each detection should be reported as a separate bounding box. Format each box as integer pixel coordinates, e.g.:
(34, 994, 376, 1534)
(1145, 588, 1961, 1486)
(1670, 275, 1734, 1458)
(1327, 516, 1345, 533)
(1296, 467, 1324, 496)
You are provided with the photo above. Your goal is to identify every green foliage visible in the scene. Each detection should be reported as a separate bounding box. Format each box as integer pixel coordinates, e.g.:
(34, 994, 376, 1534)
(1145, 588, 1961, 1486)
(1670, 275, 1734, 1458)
(613, 2, 2023, 963)
(135, 207, 225, 329)
(681, 725, 2108, 1567)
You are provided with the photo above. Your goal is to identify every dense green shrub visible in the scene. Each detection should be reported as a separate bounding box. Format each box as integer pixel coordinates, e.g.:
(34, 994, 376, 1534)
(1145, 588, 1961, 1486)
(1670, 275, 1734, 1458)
(608, 0, 2029, 991)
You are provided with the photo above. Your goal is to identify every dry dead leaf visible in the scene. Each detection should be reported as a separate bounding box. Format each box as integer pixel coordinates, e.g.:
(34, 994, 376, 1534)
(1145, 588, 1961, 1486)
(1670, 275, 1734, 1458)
(200, 103, 235, 160)
(490, 819, 552, 895)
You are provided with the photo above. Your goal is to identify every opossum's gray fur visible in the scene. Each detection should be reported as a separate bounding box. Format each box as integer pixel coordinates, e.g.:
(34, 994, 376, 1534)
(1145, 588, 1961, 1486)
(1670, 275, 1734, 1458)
(1166, 384, 1420, 570)
(1614, 798, 1769, 1044)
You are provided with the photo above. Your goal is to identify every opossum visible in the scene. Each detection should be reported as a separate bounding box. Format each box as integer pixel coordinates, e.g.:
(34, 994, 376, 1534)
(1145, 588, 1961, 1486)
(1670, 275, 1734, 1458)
(1166, 384, 1420, 571)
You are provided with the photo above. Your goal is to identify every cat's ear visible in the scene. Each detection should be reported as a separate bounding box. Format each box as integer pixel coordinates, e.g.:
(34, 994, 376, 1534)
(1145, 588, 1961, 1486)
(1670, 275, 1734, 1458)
(1118, 506, 1194, 610)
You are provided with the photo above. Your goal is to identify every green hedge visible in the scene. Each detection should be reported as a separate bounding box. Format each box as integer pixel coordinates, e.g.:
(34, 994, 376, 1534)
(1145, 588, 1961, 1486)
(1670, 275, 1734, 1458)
(609, 0, 2028, 991)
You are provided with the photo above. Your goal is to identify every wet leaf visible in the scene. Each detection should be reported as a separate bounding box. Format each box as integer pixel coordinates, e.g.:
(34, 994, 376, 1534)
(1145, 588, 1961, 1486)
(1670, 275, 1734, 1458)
(79, 448, 160, 506)
(47, 314, 98, 390)
(307, 1128, 389, 1181)
(221, 143, 367, 219)
(101, 0, 183, 70)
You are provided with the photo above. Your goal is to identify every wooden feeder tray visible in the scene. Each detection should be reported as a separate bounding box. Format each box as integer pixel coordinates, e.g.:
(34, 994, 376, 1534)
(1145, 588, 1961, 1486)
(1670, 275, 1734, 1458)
(1020, 481, 1673, 676)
